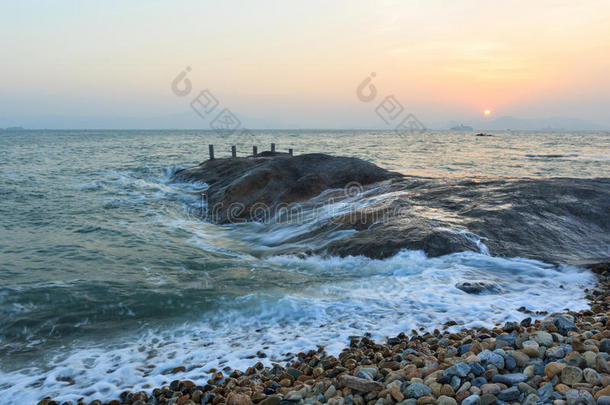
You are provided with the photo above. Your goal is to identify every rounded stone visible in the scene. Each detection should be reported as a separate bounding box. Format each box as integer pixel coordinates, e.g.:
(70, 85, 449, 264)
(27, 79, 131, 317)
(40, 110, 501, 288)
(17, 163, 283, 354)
(560, 366, 583, 386)
(545, 362, 567, 379)
(522, 341, 541, 357)
(436, 395, 457, 405)
(583, 368, 601, 385)
(461, 394, 481, 405)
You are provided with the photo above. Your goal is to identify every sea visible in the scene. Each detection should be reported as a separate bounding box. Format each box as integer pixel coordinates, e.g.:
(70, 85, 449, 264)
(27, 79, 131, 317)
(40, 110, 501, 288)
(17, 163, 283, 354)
(0, 129, 608, 403)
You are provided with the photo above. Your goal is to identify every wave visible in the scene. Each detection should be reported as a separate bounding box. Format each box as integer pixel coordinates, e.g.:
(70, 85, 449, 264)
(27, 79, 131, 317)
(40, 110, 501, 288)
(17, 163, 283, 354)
(526, 153, 579, 158)
(0, 249, 595, 404)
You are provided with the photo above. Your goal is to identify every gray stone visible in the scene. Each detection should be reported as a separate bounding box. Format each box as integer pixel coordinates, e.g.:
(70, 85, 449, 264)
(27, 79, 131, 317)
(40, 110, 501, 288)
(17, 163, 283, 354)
(597, 396, 610, 405)
(492, 373, 528, 386)
(504, 355, 517, 370)
(480, 394, 496, 405)
(582, 368, 600, 385)
(523, 393, 541, 405)
(518, 382, 536, 394)
(450, 375, 461, 391)
(461, 395, 481, 405)
(355, 371, 373, 380)
(403, 383, 431, 399)
(286, 367, 303, 379)
(551, 314, 578, 335)
(358, 367, 378, 379)
(537, 382, 554, 402)
(580, 390, 595, 405)
(565, 389, 580, 405)
(459, 344, 472, 355)
(478, 350, 505, 369)
(561, 366, 583, 385)
(437, 396, 457, 405)
(456, 281, 502, 295)
(497, 387, 520, 402)
(444, 362, 471, 378)
(600, 338, 610, 354)
(470, 362, 485, 376)
(531, 331, 554, 347)
(471, 377, 487, 387)
(546, 346, 566, 359)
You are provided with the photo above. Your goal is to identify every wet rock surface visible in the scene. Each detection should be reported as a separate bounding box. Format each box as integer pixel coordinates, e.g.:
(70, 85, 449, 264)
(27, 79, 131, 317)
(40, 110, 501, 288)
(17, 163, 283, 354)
(172, 153, 401, 224)
(173, 153, 609, 263)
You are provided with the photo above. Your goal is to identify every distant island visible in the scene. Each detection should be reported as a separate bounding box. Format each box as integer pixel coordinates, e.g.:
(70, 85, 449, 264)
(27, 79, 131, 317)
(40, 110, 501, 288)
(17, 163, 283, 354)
(450, 124, 473, 131)
(0, 126, 25, 131)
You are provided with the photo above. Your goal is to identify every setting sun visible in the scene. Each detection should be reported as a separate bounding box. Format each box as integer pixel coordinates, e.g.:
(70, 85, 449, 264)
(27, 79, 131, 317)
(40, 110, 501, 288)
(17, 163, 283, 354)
(484, 109, 492, 116)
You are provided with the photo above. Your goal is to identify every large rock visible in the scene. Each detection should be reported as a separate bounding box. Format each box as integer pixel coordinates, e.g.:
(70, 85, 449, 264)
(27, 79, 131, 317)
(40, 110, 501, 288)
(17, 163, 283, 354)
(172, 153, 610, 262)
(173, 153, 401, 224)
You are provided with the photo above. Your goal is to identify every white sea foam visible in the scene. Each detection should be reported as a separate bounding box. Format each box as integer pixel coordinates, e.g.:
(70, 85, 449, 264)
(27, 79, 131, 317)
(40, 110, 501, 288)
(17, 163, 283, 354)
(0, 250, 595, 404)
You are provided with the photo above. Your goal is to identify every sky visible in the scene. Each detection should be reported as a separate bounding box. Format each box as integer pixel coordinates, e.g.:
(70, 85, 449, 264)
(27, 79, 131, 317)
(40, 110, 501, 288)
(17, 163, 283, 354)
(1, 0, 610, 129)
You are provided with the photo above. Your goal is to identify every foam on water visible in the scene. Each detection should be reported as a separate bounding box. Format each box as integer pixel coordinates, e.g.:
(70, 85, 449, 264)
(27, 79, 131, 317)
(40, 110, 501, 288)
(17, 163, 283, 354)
(0, 249, 595, 404)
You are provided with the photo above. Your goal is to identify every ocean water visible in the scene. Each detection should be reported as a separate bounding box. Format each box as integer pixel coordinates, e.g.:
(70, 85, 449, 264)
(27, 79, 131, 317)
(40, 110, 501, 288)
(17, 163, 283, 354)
(0, 129, 608, 403)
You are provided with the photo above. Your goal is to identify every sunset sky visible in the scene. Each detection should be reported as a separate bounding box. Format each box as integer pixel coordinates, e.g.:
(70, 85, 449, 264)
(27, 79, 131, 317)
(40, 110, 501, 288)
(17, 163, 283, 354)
(1, 0, 609, 129)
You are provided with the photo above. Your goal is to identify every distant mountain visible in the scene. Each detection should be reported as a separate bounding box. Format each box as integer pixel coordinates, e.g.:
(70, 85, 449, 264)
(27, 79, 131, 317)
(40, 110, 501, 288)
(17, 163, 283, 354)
(445, 116, 607, 131)
(478, 116, 606, 131)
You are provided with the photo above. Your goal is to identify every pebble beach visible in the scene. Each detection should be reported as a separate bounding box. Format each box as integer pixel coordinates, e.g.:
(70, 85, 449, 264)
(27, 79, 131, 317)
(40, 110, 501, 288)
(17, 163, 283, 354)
(37, 262, 610, 405)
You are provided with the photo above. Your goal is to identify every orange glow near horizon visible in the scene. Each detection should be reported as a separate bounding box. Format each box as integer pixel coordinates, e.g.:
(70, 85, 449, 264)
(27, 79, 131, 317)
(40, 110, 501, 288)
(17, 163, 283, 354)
(484, 109, 492, 116)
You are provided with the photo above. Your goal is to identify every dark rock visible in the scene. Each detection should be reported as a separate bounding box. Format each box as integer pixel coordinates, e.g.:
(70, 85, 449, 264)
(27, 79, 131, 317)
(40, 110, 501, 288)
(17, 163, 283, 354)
(504, 356, 517, 371)
(547, 314, 578, 335)
(459, 344, 472, 355)
(456, 281, 502, 295)
(173, 155, 610, 263)
(471, 377, 487, 387)
(600, 338, 610, 354)
(285, 367, 303, 379)
(173, 153, 400, 224)
(470, 362, 485, 376)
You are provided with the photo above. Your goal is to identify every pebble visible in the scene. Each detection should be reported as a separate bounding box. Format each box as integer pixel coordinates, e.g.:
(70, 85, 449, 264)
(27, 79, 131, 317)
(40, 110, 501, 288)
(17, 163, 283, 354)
(561, 366, 583, 385)
(404, 383, 432, 399)
(531, 331, 554, 347)
(497, 386, 520, 402)
(523, 393, 540, 405)
(478, 350, 504, 369)
(598, 396, 610, 405)
(522, 340, 541, 357)
(461, 394, 480, 405)
(582, 367, 600, 385)
(491, 373, 528, 386)
(545, 362, 567, 379)
(389, 384, 404, 402)
(443, 363, 470, 378)
(480, 393, 497, 405)
(436, 395, 457, 405)
(600, 339, 610, 354)
(480, 384, 501, 395)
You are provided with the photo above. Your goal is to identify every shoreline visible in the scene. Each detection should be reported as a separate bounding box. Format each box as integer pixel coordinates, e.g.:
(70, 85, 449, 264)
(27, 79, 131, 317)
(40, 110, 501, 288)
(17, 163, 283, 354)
(38, 261, 610, 405)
